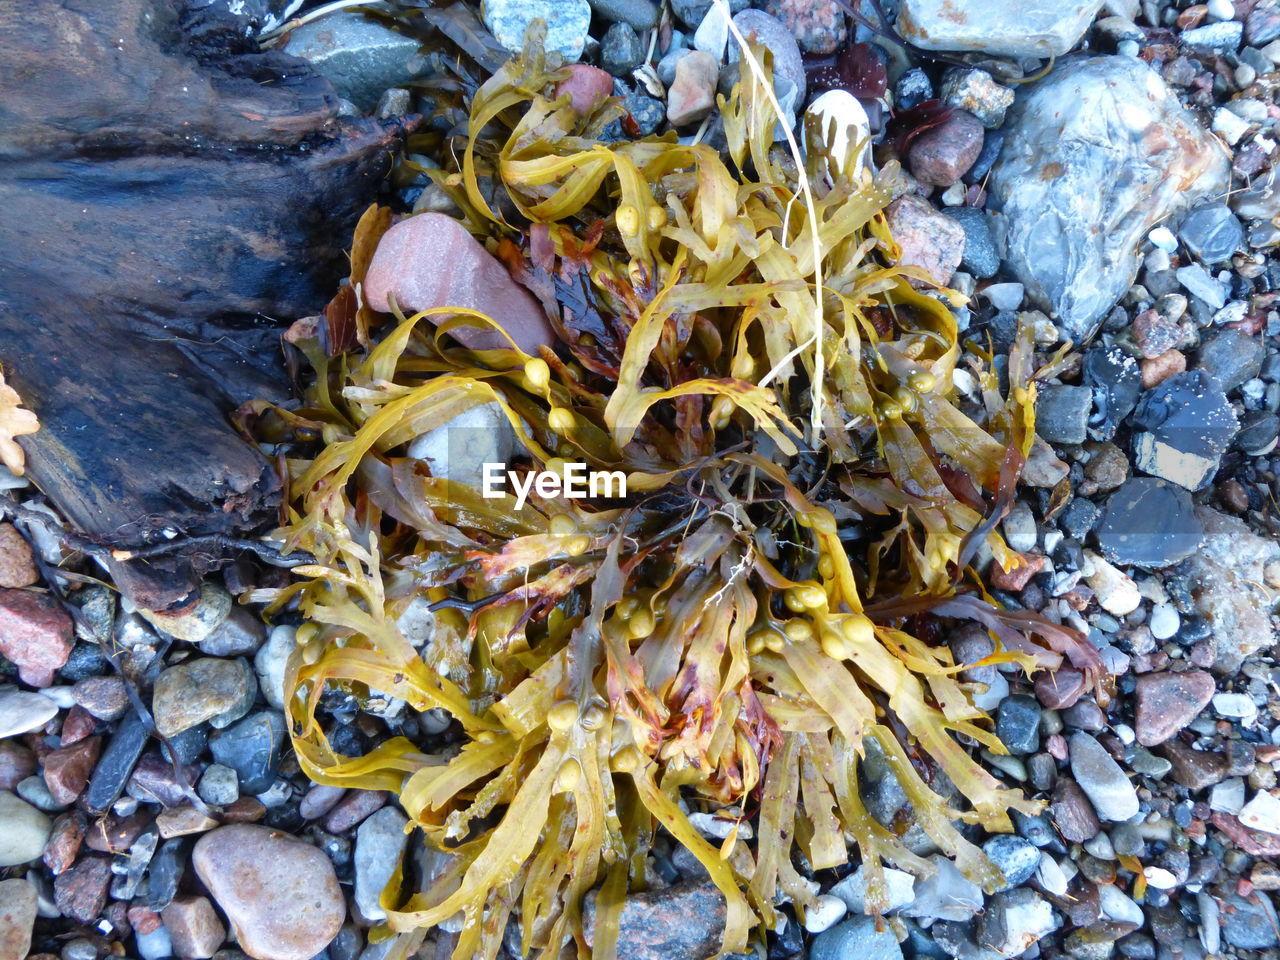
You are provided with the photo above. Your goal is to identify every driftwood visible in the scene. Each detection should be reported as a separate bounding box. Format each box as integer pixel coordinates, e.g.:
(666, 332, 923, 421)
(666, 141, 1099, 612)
(0, 0, 406, 609)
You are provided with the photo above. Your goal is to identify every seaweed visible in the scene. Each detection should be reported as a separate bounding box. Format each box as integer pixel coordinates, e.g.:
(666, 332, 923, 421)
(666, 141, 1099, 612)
(263, 28, 1102, 960)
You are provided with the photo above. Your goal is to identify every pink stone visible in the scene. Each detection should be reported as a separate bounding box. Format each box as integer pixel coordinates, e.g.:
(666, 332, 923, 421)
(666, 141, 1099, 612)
(162, 895, 226, 959)
(1034, 666, 1086, 710)
(884, 194, 965, 287)
(666, 51, 719, 127)
(362, 214, 555, 354)
(555, 64, 614, 116)
(0, 588, 72, 687)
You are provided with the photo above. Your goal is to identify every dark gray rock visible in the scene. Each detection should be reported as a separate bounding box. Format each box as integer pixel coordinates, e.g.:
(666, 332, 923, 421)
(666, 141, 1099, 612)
(1178, 204, 1243, 265)
(1236, 410, 1280, 454)
(283, 13, 430, 111)
(1096, 477, 1202, 568)
(208, 710, 287, 794)
(810, 916, 904, 960)
(1198, 329, 1266, 392)
(988, 57, 1228, 342)
(982, 835, 1040, 891)
(1131, 370, 1237, 490)
(896, 68, 932, 110)
(586, 0, 658, 30)
(1036, 384, 1092, 445)
(83, 712, 148, 814)
(1084, 342, 1143, 440)
(600, 23, 643, 76)
(942, 207, 999, 279)
(1059, 498, 1100, 540)
(146, 837, 187, 912)
(996, 695, 1042, 755)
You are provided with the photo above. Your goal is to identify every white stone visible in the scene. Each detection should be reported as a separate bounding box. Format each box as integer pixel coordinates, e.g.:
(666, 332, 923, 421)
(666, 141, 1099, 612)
(1002, 501, 1038, 553)
(1210, 778, 1246, 815)
(1148, 604, 1180, 640)
(692, 4, 729, 59)
(1148, 226, 1178, 251)
(806, 90, 873, 176)
(406, 402, 515, 489)
(830, 865, 916, 915)
(0, 878, 37, 960)
(1084, 551, 1141, 616)
(0, 793, 51, 867)
(1238, 790, 1280, 835)
(136, 926, 174, 960)
(254, 625, 295, 711)
(1035, 854, 1068, 896)
(355, 807, 410, 921)
(897, 0, 1105, 57)
(1207, 0, 1235, 19)
(973, 673, 1010, 712)
(0, 688, 58, 739)
(1213, 106, 1252, 145)
(1213, 692, 1257, 720)
(903, 855, 983, 922)
(1143, 866, 1179, 889)
(803, 894, 847, 933)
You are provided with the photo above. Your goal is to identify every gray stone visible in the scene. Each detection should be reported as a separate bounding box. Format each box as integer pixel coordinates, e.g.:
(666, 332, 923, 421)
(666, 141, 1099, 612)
(996, 695, 1042, 755)
(406, 402, 515, 489)
(1181, 20, 1243, 51)
(1096, 477, 1202, 568)
(988, 57, 1228, 343)
(1069, 733, 1139, 822)
(1221, 893, 1280, 949)
(730, 10, 807, 106)
(902, 855, 983, 921)
(0, 687, 57, 739)
(354, 807, 410, 921)
(586, 0, 658, 30)
(254, 624, 295, 711)
(895, 68, 932, 111)
(940, 68, 1014, 129)
(284, 13, 428, 112)
(208, 710, 287, 795)
(600, 22, 644, 76)
(1036, 384, 1092, 445)
(1178, 204, 1243, 265)
(941, 207, 999, 279)
(809, 916, 904, 960)
(483, 0, 591, 60)
(1174, 263, 1226, 309)
(897, 0, 1104, 57)
(198, 607, 265, 658)
(982, 835, 1040, 891)
(829, 865, 915, 915)
(0, 792, 51, 866)
(197, 764, 240, 807)
(1198, 329, 1266, 392)
(1131, 370, 1237, 490)
(152, 657, 256, 738)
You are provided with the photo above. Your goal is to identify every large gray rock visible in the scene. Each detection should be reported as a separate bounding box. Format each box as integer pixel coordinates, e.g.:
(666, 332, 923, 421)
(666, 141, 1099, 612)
(897, 0, 1105, 58)
(988, 57, 1228, 343)
(283, 13, 429, 111)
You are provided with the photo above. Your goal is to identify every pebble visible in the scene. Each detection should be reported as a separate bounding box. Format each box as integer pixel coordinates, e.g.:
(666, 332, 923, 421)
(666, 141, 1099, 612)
(364, 214, 556, 354)
(0, 879, 36, 960)
(1069, 733, 1139, 822)
(1221, 892, 1280, 949)
(299, 784, 346, 821)
(1134, 670, 1215, 746)
(194, 825, 345, 960)
(908, 110, 983, 187)
(1213, 691, 1257, 719)
(940, 207, 999, 279)
(809, 916, 903, 960)
(71, 676, 128, 721)
(482, 0, 591, 60)
(978, 889, 1058, 958)
(1098, 884, 1144, 926)
(983, 835, 1041, 891)
(0, 791, 51, 867)
(829, 865, 915, 914)
(1131, 370, 1237, 490)
(1175, 263, 1226, 309)
(1181, 20, 1244, 50)
(600, 22, 643, 76)
(996, 696, 1042, 755)
(254, 625, 294, 712)
(162, 896, 226, 960)
(407, 401, 515, 490)
(1199, 328, 1266, 392)
(1210, 777, 1246, 814)
(0, 589, 73, 687)
(151, 657, 256, 738)
(803, 894, 847, 934)
(53, 854, 110, 923)
(43, 737, 101, 806)
(1178, 204, 1243, 264)
(940, 67, 1013, 129)
(1239, 790, 1280, 835)
(0, 524, 37, 588)
(354, 807, 409, 921)
(283, 13, 429, 111)
(666, 50, 719, 127)
(0, 688, 57, 739)
(199, 608, 265, 658)
(84, 712, 148, 814)
(1147, 604, 1180, 640)
(1096, 478, 1203, 569)
(209, 710, 287, 795)
(1084, 552, 1141, 616)
(1035, 667, 1086, 710)
(198, 764, 240, 807)
(884, 195, 965, 287)
(764, 0, 844, 53)
(135, 926, 172, 960)
(896, 0, 1101, 57)
(903, 855, 983, 921)
(895, 68, 932, 111)
(142, 584, 232, 644)
(1036, 385, 1092, 446)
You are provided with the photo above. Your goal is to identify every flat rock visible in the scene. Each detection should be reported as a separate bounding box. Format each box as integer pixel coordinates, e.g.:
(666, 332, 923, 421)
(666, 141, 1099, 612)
(978, 889, 1059, 958)
(898, 0, 1104, 57)
(194, 825, 345, 960)
(0, 791, 51, 866)
(152, 657, 256, 738)
(53, 854, 110, 923)
(0, 878, 36, 960)
(1131, 370, 1236, 490)
(0, 687, 57, 739)
(1095, 477, 1203, 568)
(209, 710, 287, 795)
(730, 11, 806, 105)
(988, 56, 1228, 342)
(1069, 733, 1139, 821)
(0, 588, 73, 687)
(1134, 670, 1215, 746)
(363, 213, 556, 354)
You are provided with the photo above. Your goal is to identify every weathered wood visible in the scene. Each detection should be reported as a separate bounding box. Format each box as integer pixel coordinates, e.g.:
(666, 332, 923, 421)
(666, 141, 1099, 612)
(0, 0, 406, 609)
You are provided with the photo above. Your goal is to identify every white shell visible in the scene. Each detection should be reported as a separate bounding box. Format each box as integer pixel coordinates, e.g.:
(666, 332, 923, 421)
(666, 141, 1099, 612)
(805, 89, 873, 175)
